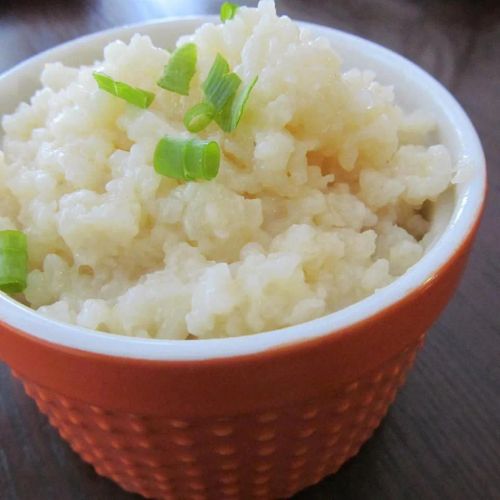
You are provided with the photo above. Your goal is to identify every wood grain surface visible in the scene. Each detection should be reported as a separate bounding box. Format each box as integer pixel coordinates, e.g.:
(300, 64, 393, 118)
(0, 1, 499, 499)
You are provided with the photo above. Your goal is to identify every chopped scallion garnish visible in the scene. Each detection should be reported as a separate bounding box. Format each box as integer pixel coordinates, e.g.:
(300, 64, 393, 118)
(157, 43, 197, 96)
(154, 137, 220, 181)
(203, 53, 229, 87)
(184, 102, 216, 133)
(202, 54, 242, 111)
(200, 53, 257, 132)
(216, 75, 258, 132)
(207, 71, 242, 111)
(93, 72, 155, 108)
(0, 230, 28, 294)
(220, 2, 239, 22)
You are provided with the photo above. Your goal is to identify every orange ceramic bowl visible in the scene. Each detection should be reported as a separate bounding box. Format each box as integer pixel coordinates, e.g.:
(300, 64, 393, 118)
(0, 18, 486, 500)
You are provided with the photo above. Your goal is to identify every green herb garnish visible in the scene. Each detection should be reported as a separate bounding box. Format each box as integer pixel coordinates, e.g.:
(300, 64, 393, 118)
(184, 102, 216, 133)
(0, 230, 28, 294)
(93, 72, 155, 108)
(216, 75, 258, 132)
(181, 53, 242, 133)
(154, 137, 220, 181)
(157, 43, 197, 96)
(220, 2, 239, 22)
(202, 54, 242, 111)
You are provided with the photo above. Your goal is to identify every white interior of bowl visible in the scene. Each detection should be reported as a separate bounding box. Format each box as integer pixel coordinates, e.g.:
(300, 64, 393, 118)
(0, 17, 486, 360)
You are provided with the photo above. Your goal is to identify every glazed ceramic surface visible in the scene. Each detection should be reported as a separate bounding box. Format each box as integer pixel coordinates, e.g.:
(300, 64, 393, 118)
(0, 17, 486, 500)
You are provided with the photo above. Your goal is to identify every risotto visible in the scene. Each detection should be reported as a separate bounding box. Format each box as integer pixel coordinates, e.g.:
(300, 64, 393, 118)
(0, 1, 456, 339)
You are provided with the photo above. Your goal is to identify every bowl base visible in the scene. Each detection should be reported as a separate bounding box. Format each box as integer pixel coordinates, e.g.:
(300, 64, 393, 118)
(15, 336, 423, 500)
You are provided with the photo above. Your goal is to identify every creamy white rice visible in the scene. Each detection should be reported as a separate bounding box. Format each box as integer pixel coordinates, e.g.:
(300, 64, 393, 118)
(0, 1, 456, 339)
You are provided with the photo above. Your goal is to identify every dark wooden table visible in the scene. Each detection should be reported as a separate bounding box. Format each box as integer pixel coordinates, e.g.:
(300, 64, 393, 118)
(1, 1, 499, 499)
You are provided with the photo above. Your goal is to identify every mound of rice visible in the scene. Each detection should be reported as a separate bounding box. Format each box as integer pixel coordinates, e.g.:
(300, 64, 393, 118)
(0, 0, 455, 339)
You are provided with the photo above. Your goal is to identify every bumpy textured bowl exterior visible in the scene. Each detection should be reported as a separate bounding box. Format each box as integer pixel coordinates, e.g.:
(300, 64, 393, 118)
(3, 347, 417, 500)
(0, 224, 478, 500)
(17, 344, 417, 500)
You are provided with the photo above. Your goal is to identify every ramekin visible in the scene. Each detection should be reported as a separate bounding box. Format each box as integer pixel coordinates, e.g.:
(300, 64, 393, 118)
(0, 17, 486, 500)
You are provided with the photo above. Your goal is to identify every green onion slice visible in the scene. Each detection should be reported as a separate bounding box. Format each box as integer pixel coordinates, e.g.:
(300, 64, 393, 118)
(154, 137, 220, 181)
(203, 53, 230, 90)
(0, 230, 28, 294)
(184, 102, 216, 133)
(220, 2, 239, 22)
(157, 43, 197, 96)
(93, 72, 155, 108)
(202, 54, 242, 111)
(216, 75, 258, 132)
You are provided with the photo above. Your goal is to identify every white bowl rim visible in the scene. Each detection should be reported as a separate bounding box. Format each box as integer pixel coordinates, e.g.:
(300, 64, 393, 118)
(0, 16, 486, 361)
